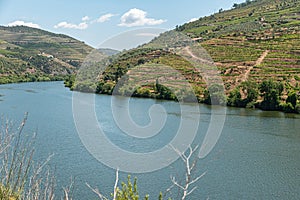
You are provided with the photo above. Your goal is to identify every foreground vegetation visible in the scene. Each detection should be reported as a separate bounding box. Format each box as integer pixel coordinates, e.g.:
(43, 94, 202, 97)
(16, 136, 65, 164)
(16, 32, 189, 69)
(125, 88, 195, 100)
(0, 114, 56, 199)
(1, 116, 204, 199)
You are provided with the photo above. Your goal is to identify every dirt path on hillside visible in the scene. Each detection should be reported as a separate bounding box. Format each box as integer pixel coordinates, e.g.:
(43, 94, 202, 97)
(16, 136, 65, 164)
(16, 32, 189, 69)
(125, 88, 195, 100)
(184, 47, 269, 82)
(241, 50, 269, 82)
(184, 46, 214, 65)
(184, 47, 270, 91)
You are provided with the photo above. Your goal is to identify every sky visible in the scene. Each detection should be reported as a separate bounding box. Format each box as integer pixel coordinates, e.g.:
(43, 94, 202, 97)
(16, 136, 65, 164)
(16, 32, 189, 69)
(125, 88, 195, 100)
(0, 0, 245, 48)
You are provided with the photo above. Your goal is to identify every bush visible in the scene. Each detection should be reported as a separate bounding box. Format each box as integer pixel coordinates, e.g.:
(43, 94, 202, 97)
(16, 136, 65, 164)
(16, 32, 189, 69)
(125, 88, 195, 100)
(259, 79, 283, 110)
(74, 81, 97, 93)
(96, 81, 115, 94)
(295, 104, 300, 114)
(134, 87, 152, 98)
(280, 102, 295, 113)
(204, 84, 227, 106)
(246, 101, 256, 109)
(115, 175, 145, 200)
(227, 88, 242, 107)
(286, 91, 297, 108)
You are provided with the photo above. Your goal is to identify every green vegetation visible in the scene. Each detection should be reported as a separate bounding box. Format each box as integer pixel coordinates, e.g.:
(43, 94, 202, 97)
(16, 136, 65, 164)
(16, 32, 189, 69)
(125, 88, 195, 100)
(64, 0, 299, 113)
(0, 114, 56, 200)
(0, 25, 93, 84)
(226, 79, 300, 113)
(259, 79, 283, 110)
(227, 81, 259, 108)
(0, 1, 299, 114)
(203, 84, 227, 105)
(114, 175, 155, 200)
(1, 116, 204, 199)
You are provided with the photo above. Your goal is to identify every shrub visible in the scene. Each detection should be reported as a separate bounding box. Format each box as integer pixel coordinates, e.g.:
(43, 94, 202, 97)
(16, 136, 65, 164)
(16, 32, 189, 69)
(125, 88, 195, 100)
(280, 102, 295, 113)
(227, 88, 242, 107)
(295, 104, 300, 114)
(259, 79, 283, 110)
(286, 91, 297, 107)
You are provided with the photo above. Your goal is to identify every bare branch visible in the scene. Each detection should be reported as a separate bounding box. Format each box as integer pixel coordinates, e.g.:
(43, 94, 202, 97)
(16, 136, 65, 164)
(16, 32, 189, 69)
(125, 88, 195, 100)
(168, 145, 205, 200)
(170, 176, 185, 190)
(169, 144, 187, 161)
(63, 177, 74, 200)
(113, 169, 119, 200)
(189, 171, 207, 185)
(164, 182, 175, 198)
(86, 183, 108, 200)
(187, 186, 197, 196)
(86, 168, 119, 200)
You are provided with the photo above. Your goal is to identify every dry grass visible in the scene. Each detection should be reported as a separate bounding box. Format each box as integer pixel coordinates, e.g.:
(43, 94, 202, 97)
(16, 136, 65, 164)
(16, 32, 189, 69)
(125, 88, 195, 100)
(0, 113, 56, 200)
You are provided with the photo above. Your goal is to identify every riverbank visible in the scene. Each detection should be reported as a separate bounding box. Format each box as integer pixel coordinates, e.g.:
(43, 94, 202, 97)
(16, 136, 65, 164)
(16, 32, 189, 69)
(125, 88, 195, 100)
(63, 76, 300, 114)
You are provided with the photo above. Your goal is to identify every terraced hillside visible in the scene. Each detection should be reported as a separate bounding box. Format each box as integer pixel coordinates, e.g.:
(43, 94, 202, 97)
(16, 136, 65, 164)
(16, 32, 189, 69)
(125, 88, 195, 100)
(179, 0, 300, 90)
(1, 0, 298, 112)
(0, 26, 93, 83)
(68, 0, 299, 112)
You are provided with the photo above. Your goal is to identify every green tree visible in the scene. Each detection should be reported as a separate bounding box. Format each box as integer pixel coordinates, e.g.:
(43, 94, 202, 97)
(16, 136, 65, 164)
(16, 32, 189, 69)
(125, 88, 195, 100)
(241, 81, 258, 104)
(227, 88, 242, 107)
(281, 90, 299, 113)
(259, 79, 283, 110)
(155, 79, 176, 100)
(286, 91, 297, 108)
(233, 3, 238, 8)
(204, 84, 227, 106)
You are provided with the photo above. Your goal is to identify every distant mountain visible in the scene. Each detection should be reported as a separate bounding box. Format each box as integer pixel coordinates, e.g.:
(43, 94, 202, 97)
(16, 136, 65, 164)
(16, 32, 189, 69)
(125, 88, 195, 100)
(0, 25, 93, 83)
(98, 48, 120, 56)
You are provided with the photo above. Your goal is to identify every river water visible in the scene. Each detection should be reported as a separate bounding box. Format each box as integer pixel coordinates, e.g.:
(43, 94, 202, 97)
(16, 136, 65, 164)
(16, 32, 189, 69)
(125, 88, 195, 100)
(0, 82, 299, 199)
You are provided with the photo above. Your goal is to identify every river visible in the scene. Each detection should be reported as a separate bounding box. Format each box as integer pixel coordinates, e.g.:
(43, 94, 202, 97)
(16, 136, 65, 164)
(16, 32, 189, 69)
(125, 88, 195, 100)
(0, 81, 299, 199)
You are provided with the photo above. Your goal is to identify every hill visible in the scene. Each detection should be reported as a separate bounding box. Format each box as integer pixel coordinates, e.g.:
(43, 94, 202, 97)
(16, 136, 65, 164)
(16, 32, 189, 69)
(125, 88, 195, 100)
(177, 0, 300, 89)
(0, 25, 93, 83)
(68, 0, 299, 113)
(98, 48, 120, 56)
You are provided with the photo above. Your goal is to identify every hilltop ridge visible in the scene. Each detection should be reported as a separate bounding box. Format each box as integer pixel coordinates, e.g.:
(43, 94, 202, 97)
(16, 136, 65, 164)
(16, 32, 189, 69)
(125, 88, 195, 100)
(0, 25, 93, 83)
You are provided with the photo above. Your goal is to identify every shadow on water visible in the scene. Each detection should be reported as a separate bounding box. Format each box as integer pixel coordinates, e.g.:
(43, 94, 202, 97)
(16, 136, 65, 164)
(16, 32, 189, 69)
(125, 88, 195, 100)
(24, 89, 37, 93)
(0, 87, 37, 93)
(225, 106, 300, 119)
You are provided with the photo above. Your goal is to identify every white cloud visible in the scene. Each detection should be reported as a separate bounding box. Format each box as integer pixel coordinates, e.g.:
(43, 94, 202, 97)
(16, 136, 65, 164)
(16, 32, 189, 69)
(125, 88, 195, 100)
(97, 13, 115, 23)
(82, 16, 90, 21)
(54, 21, 88, 30)
(119, 8, 165, 27)
(189, 18, 198, 23)
(7, 20, 40, 29)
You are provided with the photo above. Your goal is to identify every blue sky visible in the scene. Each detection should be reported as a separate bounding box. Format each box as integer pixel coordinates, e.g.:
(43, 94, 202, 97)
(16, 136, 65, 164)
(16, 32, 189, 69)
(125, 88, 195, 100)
(0, 0, 245, 47)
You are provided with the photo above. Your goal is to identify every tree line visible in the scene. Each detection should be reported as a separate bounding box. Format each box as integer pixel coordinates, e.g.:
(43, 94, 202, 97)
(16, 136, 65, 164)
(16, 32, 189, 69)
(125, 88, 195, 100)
(226, 79, 300, 113)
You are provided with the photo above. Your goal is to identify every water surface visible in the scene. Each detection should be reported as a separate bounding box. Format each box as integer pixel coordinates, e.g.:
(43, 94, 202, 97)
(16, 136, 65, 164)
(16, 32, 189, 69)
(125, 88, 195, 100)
(0, 82, 299, 199)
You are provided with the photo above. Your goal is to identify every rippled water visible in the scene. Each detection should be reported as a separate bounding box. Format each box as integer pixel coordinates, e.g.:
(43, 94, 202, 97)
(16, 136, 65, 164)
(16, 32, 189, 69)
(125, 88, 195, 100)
(0, 82, 299, 199)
